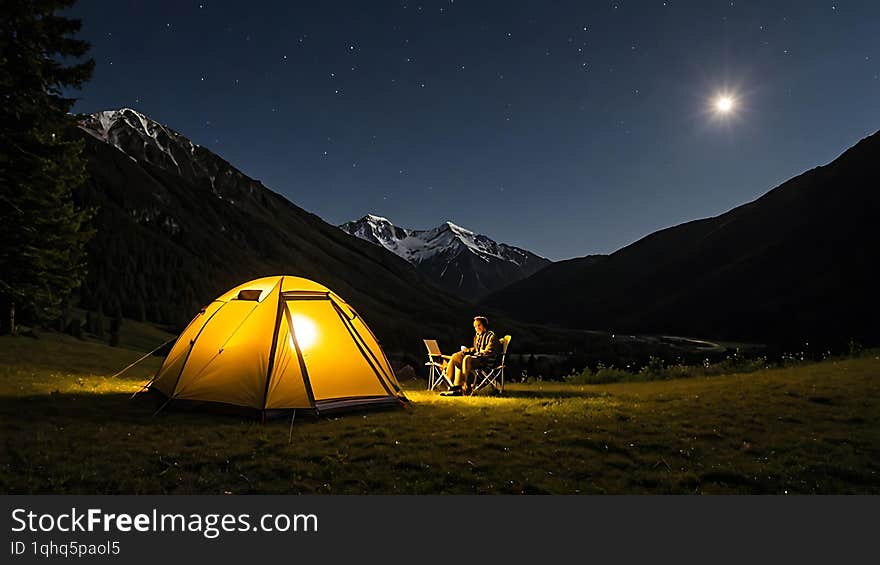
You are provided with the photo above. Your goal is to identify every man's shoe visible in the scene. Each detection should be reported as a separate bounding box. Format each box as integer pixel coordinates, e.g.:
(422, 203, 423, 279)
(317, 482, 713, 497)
(440, 386, 462, 397)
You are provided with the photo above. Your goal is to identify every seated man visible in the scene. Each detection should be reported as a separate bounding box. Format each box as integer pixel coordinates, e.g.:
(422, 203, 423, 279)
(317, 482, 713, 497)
(440, 316, 499, 396)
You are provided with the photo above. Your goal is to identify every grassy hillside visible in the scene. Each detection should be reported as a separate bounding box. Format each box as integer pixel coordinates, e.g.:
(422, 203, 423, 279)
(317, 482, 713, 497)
(0, 333, 877, 494)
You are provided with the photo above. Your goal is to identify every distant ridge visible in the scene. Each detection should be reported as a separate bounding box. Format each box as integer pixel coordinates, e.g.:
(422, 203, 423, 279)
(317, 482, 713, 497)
(482, 130, 880, 347)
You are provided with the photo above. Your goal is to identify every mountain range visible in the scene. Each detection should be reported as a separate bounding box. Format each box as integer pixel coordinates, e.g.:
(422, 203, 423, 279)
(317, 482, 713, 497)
(339, 214, 552, 300)
(73, 108, 472, 352)
(72, 107, 879, 352)
(482, 130, 880, 347)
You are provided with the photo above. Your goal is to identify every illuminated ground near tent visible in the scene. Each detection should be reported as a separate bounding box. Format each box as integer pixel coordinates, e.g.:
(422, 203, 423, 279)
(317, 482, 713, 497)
(0, 333, 878, 494)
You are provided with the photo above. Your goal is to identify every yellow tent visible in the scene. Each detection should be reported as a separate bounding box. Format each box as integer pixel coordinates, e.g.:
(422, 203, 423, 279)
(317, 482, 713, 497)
(150, 276, 406, 415)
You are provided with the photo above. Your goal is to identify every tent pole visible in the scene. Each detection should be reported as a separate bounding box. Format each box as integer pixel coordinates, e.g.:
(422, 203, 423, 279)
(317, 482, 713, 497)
(283, 302, 318, 409)
(261, 278, 286, 412)
(288, 410, 296, 444)
(164, 301, 228, 411)
(329, 301, 395, 396)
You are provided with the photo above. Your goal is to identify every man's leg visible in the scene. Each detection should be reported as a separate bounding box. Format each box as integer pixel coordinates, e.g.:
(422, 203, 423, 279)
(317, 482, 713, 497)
(463, 356, 488, 391)
(458, 355, 472, 387)
(461, 355, 484, 392)
(445, 351, 464, 384)
(440, 352, 466, 395)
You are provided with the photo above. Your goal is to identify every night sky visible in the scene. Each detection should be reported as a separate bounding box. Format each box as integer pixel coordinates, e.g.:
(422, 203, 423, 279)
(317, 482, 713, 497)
(64, 1, 879, 260)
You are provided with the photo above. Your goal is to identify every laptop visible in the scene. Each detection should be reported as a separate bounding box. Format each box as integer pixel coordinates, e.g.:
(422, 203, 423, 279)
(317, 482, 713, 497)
(423, 339, 443, 357)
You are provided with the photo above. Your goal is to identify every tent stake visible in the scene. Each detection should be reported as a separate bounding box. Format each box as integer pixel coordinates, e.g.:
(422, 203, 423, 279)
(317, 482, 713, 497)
(287, 410, 297, 444)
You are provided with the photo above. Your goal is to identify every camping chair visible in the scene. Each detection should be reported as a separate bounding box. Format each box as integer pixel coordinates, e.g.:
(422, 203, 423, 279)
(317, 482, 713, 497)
(424, 339, 453, 390)
(471, 335, 511, 394)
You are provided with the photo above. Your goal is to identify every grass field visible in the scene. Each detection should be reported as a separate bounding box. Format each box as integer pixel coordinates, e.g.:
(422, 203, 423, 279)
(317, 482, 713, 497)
(1, 330, 878, 494)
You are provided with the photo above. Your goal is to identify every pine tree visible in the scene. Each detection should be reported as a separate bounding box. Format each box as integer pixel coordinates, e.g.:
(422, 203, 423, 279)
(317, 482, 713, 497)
(0, 0, 95, 334)
(108, 302, 121, 347)
(132, 298, 146, 323)
(94, 305, 105, 338)
(65, 317, 82, 339)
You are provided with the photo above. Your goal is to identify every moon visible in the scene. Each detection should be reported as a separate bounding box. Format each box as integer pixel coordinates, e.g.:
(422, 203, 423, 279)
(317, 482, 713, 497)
(714, 95, 735, 114)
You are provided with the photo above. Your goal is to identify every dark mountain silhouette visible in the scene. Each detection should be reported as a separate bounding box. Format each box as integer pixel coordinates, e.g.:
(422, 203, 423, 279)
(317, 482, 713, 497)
(340, 214, 552, 301)
(482, 130, 880, 347)
(72, 108, 470, 352)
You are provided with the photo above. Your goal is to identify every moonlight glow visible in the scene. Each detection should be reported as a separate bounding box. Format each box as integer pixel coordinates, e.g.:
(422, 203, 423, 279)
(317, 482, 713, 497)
(714, 95, 735, 114)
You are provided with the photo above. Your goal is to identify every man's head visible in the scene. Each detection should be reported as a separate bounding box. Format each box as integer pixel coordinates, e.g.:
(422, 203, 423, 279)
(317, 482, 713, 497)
(473, 316, 489, 334)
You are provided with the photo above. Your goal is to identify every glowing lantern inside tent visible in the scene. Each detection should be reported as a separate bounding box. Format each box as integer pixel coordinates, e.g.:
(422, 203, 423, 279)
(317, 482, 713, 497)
(290, 313, 318, 351)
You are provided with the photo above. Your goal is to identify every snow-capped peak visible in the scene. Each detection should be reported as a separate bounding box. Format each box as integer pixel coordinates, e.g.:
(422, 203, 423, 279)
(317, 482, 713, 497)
(365, 213, 392, 223)
(443, 221, 474, 235)
(78, 108, 201, 175)
(340, 214, 552, 299)
(85, 108, 174, 142)
(340, 214, 546, 266)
